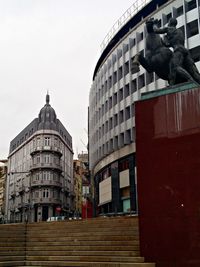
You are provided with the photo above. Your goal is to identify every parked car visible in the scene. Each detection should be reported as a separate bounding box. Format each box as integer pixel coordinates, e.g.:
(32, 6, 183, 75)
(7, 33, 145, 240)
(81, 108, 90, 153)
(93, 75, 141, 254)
(47, 216, 66, 222)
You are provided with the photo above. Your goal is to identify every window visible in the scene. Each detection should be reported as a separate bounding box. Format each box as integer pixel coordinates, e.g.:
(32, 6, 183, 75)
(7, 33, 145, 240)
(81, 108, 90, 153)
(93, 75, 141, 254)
(108, 76, 112, 89)
(118, 88, 123, 102)
(119, 110, 124, 123)
(125, 106, 131, 120)
(113, 71, 117, 84)
(44, 154, 50, 164)
(118, 67, 123, 81)
(105, 101, 108, 113)
(176, 6, 183, 17)
(187, 20, 199, 38)
(119, 133, 124, 147)
(44, 137, 50, 146)
(109, 117, 113, 130)
(105, 121, 108, 133)
(109, 97, 112, 109)
(137, 32, 143, 42)
(114, 136, 118, 149)
(130, 38, 135, 48)
(124, 84, 130, 98)
(43, 189, 49, 198)
(126, 129, 132, 144)
(117, 49, 122, 59)
(190, 46, 200, 62)
(124, 61, 129, 76)
(186, 0, 197, 12)
(114, 114, 118, 127)
(123, 44, 129, 53)
(131, 79, 137, 93)
(119, 159, 129, 172)
(138, 74, 145, 89)
(36, 155, 40, 164)
(146, 72, 154, 85)
(105, 80, 108, 93)
(166, 13, 172, 23)
(37, 137, 41, 147)
(36, 173, 40, 181)
(131, 104, 135, 117)
(113, 93, 117, 106)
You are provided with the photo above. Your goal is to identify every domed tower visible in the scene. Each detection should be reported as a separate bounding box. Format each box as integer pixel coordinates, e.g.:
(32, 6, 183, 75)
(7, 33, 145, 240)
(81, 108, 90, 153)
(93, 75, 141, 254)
(38, 93, 57, 130)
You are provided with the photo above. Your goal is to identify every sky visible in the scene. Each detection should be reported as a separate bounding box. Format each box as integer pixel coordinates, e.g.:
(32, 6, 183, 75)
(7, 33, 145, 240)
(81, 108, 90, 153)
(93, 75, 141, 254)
(0, 0, 135, 159)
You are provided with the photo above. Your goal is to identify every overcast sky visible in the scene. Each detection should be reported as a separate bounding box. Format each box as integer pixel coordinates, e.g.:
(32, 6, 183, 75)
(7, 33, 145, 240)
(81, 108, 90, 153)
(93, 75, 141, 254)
(0, 0, 135, 159)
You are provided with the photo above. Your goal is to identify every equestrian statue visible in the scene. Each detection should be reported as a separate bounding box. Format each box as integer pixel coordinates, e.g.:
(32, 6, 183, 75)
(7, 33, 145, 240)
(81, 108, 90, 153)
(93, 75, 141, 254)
(131, 17, 200, 86)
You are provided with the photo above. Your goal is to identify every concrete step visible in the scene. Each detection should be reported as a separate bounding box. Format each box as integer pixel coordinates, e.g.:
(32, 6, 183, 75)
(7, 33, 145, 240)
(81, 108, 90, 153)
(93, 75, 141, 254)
(26, 256, 145, 262)
(25, 245, 138, 251)
(26, 250, 140, 257)
(0, 237, 25, 242)
(25, 261, 155, 267)
(26, 235, 138, 242)
(26, 230, 138, 237)
(0, 251, 25, 256)
(0, 242, 25, 247)
(26, 240, 139, 246)
(0, 261, 25, 267)
(0, 256, 25, 261)
(27, 226, 137, 232)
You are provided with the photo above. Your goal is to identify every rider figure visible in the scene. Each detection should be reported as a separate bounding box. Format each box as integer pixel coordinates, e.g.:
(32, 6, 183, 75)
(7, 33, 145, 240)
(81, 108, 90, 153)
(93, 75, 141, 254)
(153, 17, 200, 85)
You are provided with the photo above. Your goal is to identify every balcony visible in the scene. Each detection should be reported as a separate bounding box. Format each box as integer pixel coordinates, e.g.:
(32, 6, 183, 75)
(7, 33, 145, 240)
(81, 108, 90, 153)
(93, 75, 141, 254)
(61, 187, 70, 195)
(30, 146, 62, 156)
(18, 185, 25, 193)
(10, 190, 16, 197)
(33, 197, 61, 205)
(17, 203, 22, 209)
(30, 163, 62, 172)
(31, 180, 62, 188)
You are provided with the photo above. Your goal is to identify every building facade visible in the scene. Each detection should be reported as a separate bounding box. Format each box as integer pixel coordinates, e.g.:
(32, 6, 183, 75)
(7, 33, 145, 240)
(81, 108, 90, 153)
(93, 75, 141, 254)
(6, 94, 74, 222)
(73, 153, 92, 218)
(73, 160, 83, 216)
(0, 160, 7, 222)
(89, 0, 200, 215)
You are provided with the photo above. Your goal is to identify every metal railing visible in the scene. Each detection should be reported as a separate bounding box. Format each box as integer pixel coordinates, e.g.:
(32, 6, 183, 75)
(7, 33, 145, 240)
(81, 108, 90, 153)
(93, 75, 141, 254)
(100, 0, 151, 52)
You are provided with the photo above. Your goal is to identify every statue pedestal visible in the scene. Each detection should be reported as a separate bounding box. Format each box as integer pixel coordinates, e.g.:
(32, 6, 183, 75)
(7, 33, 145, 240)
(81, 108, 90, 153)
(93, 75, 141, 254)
(135, 82, 200, 267)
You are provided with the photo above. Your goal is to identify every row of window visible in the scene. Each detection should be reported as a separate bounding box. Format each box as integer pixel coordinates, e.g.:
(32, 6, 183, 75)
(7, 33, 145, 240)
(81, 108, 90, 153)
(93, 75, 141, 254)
(91, 104, 135, 145)
(33, 189, 59, 199)
(97, 158, 129, 183)
(91, 128, 135, 162)
(11, 129, 72, 153)
(32, 171, 60, 182)
(32, 153, 60, 165)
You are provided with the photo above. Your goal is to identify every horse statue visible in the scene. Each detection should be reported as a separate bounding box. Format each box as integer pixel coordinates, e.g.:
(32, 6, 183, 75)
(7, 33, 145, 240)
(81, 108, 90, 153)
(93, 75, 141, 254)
(131, 18, 200, 85)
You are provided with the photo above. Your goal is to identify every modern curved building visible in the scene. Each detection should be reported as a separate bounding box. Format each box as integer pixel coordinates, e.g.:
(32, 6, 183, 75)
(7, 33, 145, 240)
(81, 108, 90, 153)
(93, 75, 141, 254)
(6, 94, 74, 222)
(89, 0, 200, 215)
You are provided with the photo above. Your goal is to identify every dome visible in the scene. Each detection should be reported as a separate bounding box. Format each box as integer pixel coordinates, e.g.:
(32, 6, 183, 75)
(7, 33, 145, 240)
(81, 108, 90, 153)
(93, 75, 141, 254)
(38, 93, 57, 130)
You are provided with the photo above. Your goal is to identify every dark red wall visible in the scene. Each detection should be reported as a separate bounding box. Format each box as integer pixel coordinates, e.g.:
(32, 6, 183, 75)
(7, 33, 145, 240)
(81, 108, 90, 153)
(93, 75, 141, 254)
(135, 87, 200, 267)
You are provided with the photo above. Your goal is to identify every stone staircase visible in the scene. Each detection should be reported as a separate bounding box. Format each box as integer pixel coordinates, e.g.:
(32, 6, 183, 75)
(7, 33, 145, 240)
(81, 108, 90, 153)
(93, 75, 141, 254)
(0, 216, 155, 266)
(0, 223, 26, 266)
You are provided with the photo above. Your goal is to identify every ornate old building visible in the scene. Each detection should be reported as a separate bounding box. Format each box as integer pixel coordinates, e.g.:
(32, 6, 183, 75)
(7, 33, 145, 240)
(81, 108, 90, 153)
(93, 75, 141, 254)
(6, 94, 74, 222)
